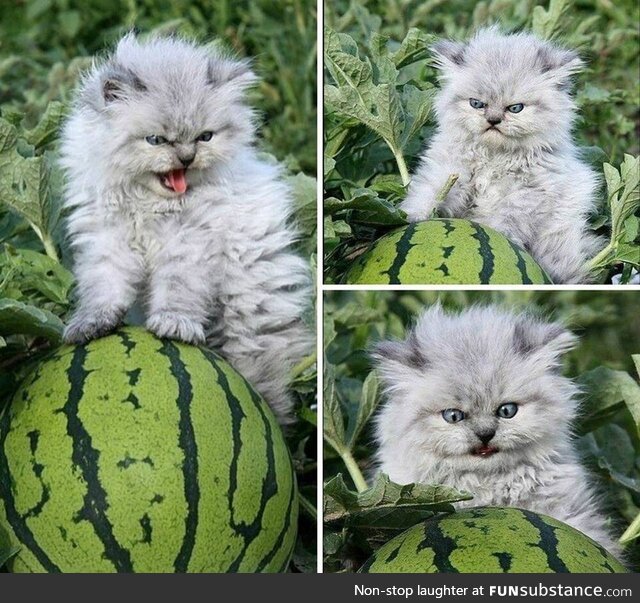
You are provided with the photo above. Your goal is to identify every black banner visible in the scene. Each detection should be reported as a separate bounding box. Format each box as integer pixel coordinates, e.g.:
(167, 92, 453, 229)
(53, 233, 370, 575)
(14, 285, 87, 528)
(0, 573, 638, 603)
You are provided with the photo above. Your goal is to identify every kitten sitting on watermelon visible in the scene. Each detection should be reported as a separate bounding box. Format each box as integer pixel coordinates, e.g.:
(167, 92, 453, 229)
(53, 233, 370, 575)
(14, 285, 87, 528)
(372, 304, 623, 561)
(59, 35, 312, 424)
(401, 28, 604, 284)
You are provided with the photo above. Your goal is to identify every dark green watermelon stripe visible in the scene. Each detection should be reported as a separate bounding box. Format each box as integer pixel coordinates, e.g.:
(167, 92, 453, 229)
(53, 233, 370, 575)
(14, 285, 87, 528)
(0, 403, 60, 572)
(159, 341, 199, 574)
(519, 509, 568, 573)
(382, 222, 418, 284)
(417, 514, 458, 572)
(64, 345, 132, 572)
(507, 241, 534, 285)
(255, 475, 295, 571)
(251, 381, 295, 571)
(200, 351, 279, 572)
(470, 221, 495, 284)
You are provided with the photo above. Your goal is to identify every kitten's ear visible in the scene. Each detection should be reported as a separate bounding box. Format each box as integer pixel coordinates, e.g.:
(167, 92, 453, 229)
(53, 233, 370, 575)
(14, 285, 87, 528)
(370, 332, 427, 388)
(431, 39, 467, 70)
(513, 318, 577, 359)
(207, 57, 258, 91)
(535, 44, 583, 85)
(101, 66, 147, 103)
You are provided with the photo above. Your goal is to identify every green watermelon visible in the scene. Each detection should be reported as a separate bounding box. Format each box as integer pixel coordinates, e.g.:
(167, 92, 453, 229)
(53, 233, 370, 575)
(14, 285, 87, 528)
(359, 507, 626, 573)
(345, 219, 552, 284)
(0, 327, 297, 573)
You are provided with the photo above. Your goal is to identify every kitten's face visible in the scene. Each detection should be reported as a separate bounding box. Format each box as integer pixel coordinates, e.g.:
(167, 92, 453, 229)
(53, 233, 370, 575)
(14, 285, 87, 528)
(80, 35, 256, 198)
(432, 29, 582, 151)
(374, 306, 578, 477)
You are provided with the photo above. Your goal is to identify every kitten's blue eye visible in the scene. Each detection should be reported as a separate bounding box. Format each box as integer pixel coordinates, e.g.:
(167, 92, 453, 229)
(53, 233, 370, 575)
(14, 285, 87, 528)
(442, 408, 465, 423)
(507, 103, 524, 113)
(197, 131, 213, 142)
(469, 98, 485, 109)
(145, 135, 167, 146)
(496, 402, 518, 419)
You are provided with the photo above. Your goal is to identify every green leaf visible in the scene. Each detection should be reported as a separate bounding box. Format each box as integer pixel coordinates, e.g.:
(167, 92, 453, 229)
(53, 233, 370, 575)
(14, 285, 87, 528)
(347, 371, 380, 448)
(287, 171, 317, 249)
(324, 473, 471, 542)
(1, 246, 73, 306)
(0, 298, 64, 342)
(390, 28, 432, 68)
(324, 28, 405, 160)
(0, 119, 18, 153)
(325, 189, 407, 226)
(576, 366, 640, 435)
(400, 84, 436, 147)
(532, 0, 571, 39)
(0, 117, 58, 255)
(23, 101, 65, 149)
(323, 362, 346, 453)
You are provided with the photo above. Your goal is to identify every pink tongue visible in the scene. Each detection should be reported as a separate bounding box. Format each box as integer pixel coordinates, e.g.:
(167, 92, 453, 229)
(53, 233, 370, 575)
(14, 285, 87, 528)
(167, 169, 187, 194)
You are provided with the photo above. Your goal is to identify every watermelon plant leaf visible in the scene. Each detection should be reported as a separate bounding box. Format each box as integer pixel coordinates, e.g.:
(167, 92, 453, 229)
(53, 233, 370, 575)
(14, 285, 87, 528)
(532, 0, 571, 39)
(0, 298, 64, 342)
(323, 362, 346, 452)
(325, 189, 408, 226)
(1, 245, 73, 307)
(324, 473, 470, 542)
(0, 116, 59, 261)
(346, 371, 379, 448)
(390, 28, 432, 68)
(22, 101, 65, 149)
(590, 155, 640, 278)
(325, 26, 435, 186)
(576, 366, 640, 435)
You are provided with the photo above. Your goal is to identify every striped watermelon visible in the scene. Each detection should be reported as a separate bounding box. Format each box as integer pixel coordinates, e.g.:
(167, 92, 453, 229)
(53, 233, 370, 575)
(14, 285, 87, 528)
(0, 327, 297, 573)
(345, 219, 552, 284)
(359, 507, 626, 573)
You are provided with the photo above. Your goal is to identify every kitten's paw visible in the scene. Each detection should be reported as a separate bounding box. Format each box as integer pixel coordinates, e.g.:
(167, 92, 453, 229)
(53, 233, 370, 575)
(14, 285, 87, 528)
(146, 312, 205, 344)
(64, 308, 124, 344)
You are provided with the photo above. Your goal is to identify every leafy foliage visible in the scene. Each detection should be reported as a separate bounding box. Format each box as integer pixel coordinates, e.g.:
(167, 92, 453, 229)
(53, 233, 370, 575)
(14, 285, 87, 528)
(323, 291, 640, 571)
(0, 0, 317, 572)
(324, 0, 640, 283)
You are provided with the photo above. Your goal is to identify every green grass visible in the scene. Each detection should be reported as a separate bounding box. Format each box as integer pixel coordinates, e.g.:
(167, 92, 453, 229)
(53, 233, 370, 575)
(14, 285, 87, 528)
(323, 0, 640, 283)
(324, 290, 640, 572)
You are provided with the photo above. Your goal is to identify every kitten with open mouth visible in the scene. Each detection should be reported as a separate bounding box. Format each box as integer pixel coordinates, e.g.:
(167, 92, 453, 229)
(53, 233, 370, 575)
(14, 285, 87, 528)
(372, 304, 623, 559)
(59, 34, 313, 424)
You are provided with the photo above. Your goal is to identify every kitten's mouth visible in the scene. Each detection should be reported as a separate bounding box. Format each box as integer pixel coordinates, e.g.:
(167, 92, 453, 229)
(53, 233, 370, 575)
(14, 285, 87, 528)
(484, 126, 503, 134)
(158, 168, 188, 194)
(472, 445, 499, 457)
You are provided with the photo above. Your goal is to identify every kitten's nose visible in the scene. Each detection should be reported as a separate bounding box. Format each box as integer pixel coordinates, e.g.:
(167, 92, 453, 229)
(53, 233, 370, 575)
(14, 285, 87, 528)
(476, 430, 496, 445)
(178, 155, 195, 168)
(486, 117, 502, 126)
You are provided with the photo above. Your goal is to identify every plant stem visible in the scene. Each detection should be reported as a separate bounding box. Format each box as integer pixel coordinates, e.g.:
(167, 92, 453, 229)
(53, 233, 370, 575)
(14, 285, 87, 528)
(435, 174, 459, 204)
(290, 351, 317, 379)
(298, 493, 317, 520)
(340, 448, 368, 493)
(393, 147, 411, 187)
(42, 234, 59, 263)
(588, 242, 613, 271)
(620, 511, 640, 545)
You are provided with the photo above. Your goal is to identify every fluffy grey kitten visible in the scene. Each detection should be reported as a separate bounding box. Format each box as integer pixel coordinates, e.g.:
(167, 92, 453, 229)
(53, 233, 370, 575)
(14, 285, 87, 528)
(373, 304, 621, 559)
(60, 34, 312, 423)
(402, 28, 603, 284)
